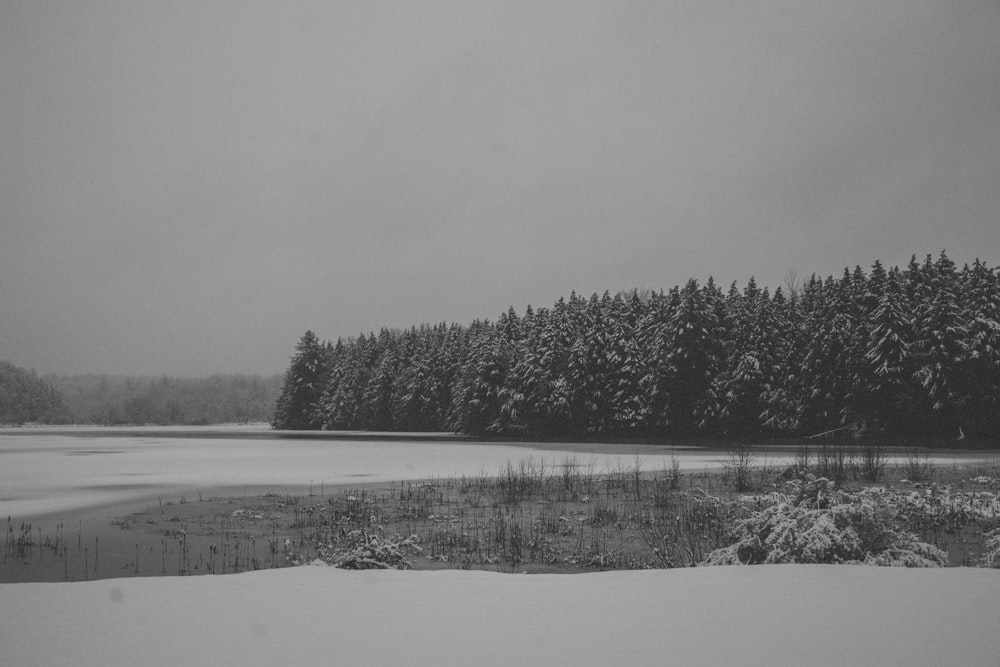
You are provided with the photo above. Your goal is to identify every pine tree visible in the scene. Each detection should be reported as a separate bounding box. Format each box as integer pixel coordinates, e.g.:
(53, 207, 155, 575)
(861, 266, 913, 432)
(272, 331, 330, 429)
(911, 252, 968, 433)
(391, 343, 443, 431)
(500, 305, 578, 437)
(638, 287, 679, 434)
(567, 293, 618, 435)
(448, 328, 512, 435)
(720, 278, 780, 434)
(960, 259, 1000, 435)
(607, 291, 649, 433)
(663, 279, 723, 432)
(761, 286, 806, 432)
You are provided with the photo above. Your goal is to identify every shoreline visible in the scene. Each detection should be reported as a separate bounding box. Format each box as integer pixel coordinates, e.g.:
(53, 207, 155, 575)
(4, 424, 998, 451)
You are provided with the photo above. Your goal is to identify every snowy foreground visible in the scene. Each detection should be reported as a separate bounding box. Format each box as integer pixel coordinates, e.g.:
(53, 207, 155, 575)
(3, 565, 998, 666)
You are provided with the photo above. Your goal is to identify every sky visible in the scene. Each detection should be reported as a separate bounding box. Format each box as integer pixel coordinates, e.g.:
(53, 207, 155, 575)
(2, 1, 998, 377)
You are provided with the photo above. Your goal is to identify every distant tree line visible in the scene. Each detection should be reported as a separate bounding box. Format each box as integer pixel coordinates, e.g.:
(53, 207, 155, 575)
(272, 253, 999, 440)
(0, 361, 70, 424)
(51, 374, 284, 425)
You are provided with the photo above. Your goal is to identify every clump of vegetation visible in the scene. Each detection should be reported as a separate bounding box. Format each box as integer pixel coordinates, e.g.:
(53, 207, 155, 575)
(980, 529, 1000, 568)
(319, 530, 422, 569)
(701, 476, 948, 567)
(724, 443, 756, 491)
(899, 449, 936, 483)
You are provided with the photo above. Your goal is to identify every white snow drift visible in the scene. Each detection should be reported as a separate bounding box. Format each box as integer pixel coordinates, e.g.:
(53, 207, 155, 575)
(2, 565, 998, 667)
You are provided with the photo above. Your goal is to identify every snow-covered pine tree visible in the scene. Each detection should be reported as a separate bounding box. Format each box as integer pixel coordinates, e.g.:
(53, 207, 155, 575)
(272, 331, 331, 429)
(720, 278, 782, 434)
(391, 341, 444, 431)
(567, 293, 617, 435)
(861, 266, 914, 433)
(448, 327, 513, 435)
(663, 278, 723, 432)
(637, 286, 679, 434)
(360, 330, 403, 430)
(910, 251, 968, 434)
(960, 259, 1000, 435)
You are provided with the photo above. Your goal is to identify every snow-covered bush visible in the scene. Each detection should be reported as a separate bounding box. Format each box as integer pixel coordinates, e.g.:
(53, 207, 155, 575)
(320, 530, 422, 569)
(980, 529, 1000, 568)
(874, 485, 1000, 532)
(701, 476, 948, 567)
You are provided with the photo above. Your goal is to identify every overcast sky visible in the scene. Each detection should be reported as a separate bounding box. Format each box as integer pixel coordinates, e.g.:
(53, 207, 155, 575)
(2, 1, 998, 377)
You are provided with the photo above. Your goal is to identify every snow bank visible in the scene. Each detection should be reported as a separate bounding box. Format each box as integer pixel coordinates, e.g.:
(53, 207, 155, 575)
(2, 565, 997, 666)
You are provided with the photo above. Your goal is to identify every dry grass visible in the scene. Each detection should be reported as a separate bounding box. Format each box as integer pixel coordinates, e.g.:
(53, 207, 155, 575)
(4, 449, 999, 581)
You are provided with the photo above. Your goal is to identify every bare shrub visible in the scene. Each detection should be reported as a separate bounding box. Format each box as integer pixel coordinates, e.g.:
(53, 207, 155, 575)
(859, 442, 887, 482)
(725, 443, 755, 492)
(899, 450, 936, 483)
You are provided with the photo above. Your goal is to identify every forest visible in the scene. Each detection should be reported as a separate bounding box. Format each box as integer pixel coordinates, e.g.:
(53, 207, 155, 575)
(0, 365, 282, 426)
(0, 361, 68, 424)
(51, 374, 283, 425)
(272, 252, 999, 441)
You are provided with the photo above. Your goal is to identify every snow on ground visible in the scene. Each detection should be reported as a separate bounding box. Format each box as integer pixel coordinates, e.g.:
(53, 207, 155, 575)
(3, 428, 997, 666)
(2, 565, 998, 667)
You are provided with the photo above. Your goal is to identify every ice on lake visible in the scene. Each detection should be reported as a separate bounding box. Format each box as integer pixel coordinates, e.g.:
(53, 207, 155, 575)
(0, 425, 726, 518)
(1, 425, 985, 519)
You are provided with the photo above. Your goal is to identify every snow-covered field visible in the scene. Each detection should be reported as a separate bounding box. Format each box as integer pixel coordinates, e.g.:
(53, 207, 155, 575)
(3, 565, 998, 666)
(2, 427, 997, 666)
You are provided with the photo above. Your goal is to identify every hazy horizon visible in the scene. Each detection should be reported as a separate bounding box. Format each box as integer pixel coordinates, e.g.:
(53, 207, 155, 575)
(3, 2, 998, 376)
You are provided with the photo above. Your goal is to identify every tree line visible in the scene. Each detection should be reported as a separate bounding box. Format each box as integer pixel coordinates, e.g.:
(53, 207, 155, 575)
(52, 374, 284, 425)
(272, 252, 999, 440)
(0, 361, 69, 424)
(0, 365, 284, 426)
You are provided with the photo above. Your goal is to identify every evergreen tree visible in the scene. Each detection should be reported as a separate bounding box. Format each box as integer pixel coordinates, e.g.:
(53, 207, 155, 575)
(361, 333, 403, 430)
(448, 328, 512, 435)
(607, 291, 648, 433)
(861, 267, 913, 432)
(663, 279, 723, 431)
(797, 277, 862, 432)
(391, 345, 443, 431)
(910, 252, 968, 433)
(567, 293, 618, 435)
(761, 286, 807, 432)
(960, 259, 1000, 435)
(272, 331, 330, 429)
(638, 287, 679, 433)
(720, 278, 780, 433)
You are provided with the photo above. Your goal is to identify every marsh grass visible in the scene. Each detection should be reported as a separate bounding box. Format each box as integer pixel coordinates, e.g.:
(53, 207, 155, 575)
(899, 449, 936, 482)
(4, 450, 998, 581)
(724, 443, 756, 491)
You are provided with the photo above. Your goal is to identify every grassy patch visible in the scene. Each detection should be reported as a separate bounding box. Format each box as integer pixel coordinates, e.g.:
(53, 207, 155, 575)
(4, 451, 999, 581)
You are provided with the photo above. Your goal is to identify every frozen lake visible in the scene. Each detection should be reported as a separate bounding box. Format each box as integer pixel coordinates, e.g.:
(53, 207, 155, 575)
(0, 425, 732, 518)
(1, 425, 988, 519)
